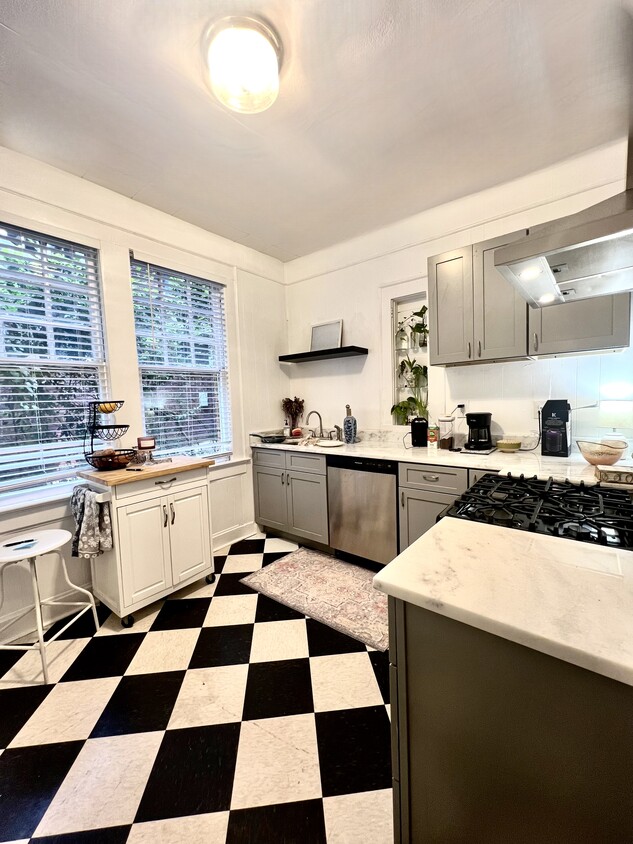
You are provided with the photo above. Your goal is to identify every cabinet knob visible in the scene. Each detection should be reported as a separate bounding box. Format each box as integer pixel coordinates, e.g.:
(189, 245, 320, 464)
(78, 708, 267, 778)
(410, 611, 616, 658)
(162, 504, 168, 527)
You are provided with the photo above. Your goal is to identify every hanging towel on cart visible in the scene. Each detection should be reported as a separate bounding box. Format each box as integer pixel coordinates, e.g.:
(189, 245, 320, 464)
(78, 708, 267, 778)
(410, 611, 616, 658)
(70, 484, 113, 558)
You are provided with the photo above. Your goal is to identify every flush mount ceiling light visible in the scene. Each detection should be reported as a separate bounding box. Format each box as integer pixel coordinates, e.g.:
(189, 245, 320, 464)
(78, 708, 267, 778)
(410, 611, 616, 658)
(203, 16, 282, 114)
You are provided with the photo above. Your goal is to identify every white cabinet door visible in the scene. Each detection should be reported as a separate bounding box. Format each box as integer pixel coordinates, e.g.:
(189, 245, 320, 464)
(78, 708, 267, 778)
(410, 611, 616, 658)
(168, 485, 211, 585)
(118, 497, 172, 607)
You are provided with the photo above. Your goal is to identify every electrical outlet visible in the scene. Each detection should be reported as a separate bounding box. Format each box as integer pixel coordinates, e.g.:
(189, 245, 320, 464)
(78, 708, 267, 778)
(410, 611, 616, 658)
(455, 402, 466, 416)
(533, 400, 545, 419)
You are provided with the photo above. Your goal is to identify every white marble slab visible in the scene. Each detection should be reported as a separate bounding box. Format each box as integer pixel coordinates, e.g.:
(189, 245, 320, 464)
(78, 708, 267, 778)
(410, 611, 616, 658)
(373, 518, 633, 686)
(252, 441, 609, 484)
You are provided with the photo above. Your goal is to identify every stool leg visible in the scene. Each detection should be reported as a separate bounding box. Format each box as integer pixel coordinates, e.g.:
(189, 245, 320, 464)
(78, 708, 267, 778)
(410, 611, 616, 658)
(29, 558, 49, 684)
(57, 553, 99, 632)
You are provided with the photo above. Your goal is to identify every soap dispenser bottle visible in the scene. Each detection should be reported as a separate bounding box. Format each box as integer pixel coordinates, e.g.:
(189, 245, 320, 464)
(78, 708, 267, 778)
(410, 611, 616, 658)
(343, 404, 357, 444)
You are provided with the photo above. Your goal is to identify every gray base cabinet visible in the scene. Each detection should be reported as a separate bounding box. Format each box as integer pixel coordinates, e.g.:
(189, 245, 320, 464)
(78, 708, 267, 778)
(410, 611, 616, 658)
(253, 448, 328, 544)
(398, 463, 468, 551)
(390, 598, 633, 843)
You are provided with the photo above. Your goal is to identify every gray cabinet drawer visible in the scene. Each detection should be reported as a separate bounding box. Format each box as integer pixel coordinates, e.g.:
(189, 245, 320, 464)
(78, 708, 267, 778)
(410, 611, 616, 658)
(398, 463, 468, 495)
(252, 448, 286, 469)
(468, 468, 498, 487)
(286, 452, 326, 475)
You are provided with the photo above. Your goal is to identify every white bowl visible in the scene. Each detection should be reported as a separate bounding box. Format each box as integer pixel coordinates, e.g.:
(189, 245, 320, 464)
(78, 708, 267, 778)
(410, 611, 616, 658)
(576, 439, 627, 466)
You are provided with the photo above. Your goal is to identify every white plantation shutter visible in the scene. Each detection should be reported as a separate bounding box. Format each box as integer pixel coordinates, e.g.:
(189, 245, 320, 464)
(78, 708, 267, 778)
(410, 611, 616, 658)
(130, 258, 232, 457)
(0, 222, 106, 493)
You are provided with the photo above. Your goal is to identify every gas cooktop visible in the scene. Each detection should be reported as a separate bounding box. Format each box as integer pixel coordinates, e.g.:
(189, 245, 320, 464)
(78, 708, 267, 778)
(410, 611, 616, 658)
(444, 473, 633, 549)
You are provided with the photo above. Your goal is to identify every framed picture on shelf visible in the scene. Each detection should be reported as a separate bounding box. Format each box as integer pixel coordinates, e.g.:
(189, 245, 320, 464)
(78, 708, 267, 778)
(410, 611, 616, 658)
(310, 319, 343, 351)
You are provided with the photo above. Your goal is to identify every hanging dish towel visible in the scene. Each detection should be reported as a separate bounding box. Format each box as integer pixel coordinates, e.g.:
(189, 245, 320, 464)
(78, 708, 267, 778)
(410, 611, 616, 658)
(70, 484, 113, 558)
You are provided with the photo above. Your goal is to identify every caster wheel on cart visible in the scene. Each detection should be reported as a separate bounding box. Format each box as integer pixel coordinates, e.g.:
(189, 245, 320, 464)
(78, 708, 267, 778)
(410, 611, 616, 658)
(121, 615, 135, 628)
(205, 573, 216, 584)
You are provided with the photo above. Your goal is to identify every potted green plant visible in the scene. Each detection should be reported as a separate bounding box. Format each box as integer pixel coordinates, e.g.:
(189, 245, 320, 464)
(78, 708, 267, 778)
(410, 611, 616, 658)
(391, 356, 428, 422)
(281, 396, 305, 430)
(409, 305, 428, 348)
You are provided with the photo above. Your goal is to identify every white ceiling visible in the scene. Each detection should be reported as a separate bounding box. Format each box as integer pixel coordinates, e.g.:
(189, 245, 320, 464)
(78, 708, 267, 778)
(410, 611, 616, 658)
(0, 0, 632, 261)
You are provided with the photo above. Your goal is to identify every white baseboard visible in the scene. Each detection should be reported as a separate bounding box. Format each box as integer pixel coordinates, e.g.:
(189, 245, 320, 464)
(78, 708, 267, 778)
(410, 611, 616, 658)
(213, 521, 257, 553)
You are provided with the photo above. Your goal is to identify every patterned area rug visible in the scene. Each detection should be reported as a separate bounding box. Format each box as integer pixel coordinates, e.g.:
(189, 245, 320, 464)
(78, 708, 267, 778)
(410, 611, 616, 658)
(242, 548, 388, 651)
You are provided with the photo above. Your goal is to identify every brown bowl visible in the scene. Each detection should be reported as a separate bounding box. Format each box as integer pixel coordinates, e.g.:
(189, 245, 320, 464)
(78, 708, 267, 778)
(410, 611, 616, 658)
(576, 439, 627, 466)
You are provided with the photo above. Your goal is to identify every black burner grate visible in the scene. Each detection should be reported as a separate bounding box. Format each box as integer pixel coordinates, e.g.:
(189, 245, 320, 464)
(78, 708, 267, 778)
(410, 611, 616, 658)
(444, 473, 633, 548)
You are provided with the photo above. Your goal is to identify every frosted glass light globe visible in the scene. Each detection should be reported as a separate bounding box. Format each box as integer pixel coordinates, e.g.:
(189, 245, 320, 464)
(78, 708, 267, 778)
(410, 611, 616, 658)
(207, 23, 280, 114)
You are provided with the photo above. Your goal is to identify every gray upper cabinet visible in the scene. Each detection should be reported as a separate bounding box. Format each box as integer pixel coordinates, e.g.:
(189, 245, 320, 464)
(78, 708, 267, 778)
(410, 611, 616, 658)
(428, 246, 474, 365)
(528, 293, 631, 356)
(473, 232, 528, 361)
(430, 231, 631, 365)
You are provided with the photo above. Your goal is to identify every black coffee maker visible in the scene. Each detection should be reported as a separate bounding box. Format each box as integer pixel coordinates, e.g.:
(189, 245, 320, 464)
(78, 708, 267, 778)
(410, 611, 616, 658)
(541, 400, 571, 457)
(464, 412, 493, 450)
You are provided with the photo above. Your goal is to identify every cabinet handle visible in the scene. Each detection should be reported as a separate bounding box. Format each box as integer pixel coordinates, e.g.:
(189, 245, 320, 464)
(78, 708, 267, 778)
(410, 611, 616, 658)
(286, 472, 290, 484)
(533, 332, 539, 352)
(156, 477, 177, 486)
(401, 490, 404, 507)
(162, 504, 168, 527)
(281, 473, 285, 484)
(477, 340, 482, 358)
(467, 341, 472, 359)
(422, 474, 439, 482)
(170, 502, 175, 524)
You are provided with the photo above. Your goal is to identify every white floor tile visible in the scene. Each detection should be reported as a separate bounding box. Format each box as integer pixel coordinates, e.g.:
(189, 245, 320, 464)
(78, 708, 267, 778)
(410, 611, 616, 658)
(95, 602, 163, 636)
(0, 638, 90, 690)
(310, 652, 384, 712)
(127, 812, 229, 843)
(34, 731, 163, 836)
(221, 553, 264, 574)
(125, 629, 199, 675)
(203, 594, 258, 627)
(167, 665, 248, 729)
(9, 677, 119, 747)
(249, 619, 309, 663)
(323, 788, 393, 844)
(263, 538, 298, 554)
(231, 714, 321, 809)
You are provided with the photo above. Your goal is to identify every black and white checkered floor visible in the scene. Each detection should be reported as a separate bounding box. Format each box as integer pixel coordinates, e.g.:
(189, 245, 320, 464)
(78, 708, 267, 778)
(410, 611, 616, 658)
(0, 533, 392, 843)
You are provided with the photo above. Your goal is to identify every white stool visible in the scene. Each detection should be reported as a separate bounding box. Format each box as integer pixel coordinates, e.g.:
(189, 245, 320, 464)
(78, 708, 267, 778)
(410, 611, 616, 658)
(0, 529, 99, 684)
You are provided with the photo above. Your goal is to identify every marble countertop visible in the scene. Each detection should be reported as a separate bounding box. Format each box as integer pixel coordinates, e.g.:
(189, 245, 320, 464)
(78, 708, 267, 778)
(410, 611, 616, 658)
(373, 517, 633, 686)
(251, 439, 611, 484)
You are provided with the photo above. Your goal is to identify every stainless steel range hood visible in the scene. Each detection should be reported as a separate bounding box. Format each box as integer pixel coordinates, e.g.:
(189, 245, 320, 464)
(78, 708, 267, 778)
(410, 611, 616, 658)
(495, 143, 633, 308)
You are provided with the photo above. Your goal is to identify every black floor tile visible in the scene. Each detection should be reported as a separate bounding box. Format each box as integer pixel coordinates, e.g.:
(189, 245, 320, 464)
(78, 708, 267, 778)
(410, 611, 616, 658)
(150, 598, 211, 631)
(306, 618, 367, 657)
(0, 684, 53, 748)
(255, 593, 304, 623)
(213, 554, 227, 573)
(368, 649, 390, 704)
(227, 799, 327, 844)
(316, 705, 392, 797)
(229, 538, 266, 555)
(0, 647, 28, 678)
(60, 634, 145, 682)
(135, 723, 240, 821)
(0, 740, 84, 840)
(90, 670, 185, 738)
(262, 551, 292, 567)
(213, 572, 258, 597)
(32, 826, 131, 843)
(44, 603, 111, 641)
(242, 658, 313, 721)
(189, 625, 253, 669)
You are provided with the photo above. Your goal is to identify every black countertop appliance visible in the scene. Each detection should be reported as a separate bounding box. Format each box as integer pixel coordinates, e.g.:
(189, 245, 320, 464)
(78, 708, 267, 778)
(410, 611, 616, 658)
(411, 416, 428, 447)
(464, 412, 492, 451)
(541, 399, 571, 457)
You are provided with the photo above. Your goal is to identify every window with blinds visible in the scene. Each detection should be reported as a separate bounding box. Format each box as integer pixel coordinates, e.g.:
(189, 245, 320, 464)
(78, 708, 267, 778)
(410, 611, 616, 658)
(0, 222, 106, 494)
(130, 258, 232, 457)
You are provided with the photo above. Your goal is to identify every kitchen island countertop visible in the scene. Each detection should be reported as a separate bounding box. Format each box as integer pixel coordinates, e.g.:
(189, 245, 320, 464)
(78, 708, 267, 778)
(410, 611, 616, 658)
(77, 455, 215, 486)
(373, 517, 633, 685)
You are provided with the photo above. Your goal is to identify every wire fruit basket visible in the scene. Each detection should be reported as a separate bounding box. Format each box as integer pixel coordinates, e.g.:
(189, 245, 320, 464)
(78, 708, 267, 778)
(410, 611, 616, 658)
(84, 400, 135, 470)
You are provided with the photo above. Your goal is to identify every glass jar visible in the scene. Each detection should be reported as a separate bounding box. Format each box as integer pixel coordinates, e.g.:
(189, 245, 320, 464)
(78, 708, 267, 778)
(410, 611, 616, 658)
(438, 415, 455, 450)
(396, 327, 408, 350)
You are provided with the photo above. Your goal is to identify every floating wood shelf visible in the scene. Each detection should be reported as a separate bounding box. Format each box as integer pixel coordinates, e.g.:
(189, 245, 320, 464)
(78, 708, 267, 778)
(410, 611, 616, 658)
(279, 345, 369, 364)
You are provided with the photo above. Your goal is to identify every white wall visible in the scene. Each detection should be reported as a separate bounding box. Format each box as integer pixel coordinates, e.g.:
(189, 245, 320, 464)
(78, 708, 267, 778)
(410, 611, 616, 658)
(0, 145, 288, 639)
(283, 137, 633, 443)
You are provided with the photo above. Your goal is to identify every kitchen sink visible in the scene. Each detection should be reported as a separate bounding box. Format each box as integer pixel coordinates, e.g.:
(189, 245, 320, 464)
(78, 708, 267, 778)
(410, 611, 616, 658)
(315, 439, 344, 448)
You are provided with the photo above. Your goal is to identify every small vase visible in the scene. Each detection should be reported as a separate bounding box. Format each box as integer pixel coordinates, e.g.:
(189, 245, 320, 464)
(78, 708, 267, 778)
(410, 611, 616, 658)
(396, 328, 408, 350)
(409, 330, 420, 351)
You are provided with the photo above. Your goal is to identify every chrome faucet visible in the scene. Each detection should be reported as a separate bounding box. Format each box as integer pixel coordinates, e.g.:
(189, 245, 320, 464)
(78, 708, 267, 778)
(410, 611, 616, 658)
(306, 410, 324, 438)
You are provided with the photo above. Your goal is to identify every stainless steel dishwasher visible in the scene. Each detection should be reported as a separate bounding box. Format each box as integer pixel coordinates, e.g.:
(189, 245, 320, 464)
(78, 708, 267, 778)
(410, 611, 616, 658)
(327, 455, 398, 565)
